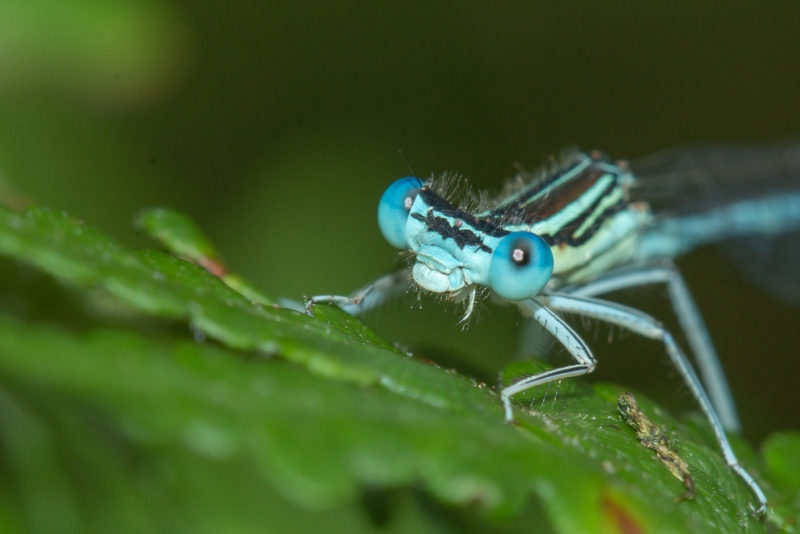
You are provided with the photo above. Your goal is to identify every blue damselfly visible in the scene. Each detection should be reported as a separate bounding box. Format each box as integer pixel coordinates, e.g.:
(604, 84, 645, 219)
(307, 143, 800, 516)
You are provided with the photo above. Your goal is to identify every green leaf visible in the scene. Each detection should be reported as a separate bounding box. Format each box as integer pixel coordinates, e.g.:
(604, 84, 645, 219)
(0, 205, 786, 533)
(134, 207, 225, 268)
(761, 432, 800, 530)
(134, 207, 273, 305)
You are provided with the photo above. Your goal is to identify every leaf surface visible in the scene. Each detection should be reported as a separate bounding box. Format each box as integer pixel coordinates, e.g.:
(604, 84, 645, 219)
(0, 205, 789, 533)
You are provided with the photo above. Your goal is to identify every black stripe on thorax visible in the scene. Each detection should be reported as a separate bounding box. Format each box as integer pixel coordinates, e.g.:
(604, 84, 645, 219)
(414, 188, 509, 253)
(487, 159, 616, 227)
(507, 155, 602, 207)
(540, 177, 627, 247)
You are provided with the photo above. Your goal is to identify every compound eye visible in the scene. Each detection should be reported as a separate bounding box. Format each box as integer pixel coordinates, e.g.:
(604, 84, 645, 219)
(488, 232, 553, 301)
(378, 177, 423, 249)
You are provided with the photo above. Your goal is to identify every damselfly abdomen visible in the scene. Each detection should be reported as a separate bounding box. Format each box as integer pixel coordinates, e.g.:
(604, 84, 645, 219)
(307, 144, 800, 516)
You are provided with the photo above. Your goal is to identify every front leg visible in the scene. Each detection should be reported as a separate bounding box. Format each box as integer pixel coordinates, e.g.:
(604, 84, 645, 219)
(305, 270, 409, 317)
(501, 299, 595, 423)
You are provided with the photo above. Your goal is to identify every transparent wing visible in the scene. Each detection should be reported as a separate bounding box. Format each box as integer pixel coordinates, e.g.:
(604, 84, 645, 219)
(630, 142, 800, 213)
(723, 231, 800, 304)
(630, 142, 800, 304)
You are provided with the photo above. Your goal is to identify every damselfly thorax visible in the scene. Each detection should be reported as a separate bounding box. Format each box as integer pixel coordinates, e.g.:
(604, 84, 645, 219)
(307, 144, 800, 517)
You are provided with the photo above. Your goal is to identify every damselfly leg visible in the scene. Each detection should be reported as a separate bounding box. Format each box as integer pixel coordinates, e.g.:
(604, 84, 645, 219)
(499, 299, 594, 422)
(305, 270, 409, 316)
(535, 293, 768, 515)
(560, 259, 741, 433)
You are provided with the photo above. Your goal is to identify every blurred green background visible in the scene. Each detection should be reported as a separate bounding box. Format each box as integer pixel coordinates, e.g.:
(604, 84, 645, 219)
(1, 0, 798, 449)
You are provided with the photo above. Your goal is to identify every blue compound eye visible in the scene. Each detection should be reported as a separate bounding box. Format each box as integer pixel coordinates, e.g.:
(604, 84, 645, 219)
(488, 232, 553, 301)
(378, 177, 423, 249)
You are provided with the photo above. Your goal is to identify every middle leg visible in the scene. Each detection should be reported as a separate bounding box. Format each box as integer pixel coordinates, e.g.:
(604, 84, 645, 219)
(560, 260, 741, 433)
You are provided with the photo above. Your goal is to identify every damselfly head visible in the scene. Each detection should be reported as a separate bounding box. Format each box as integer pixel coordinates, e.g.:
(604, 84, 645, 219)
(378, 177, 554, 304)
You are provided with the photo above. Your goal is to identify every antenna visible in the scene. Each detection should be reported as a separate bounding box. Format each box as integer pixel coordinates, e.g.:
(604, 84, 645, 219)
(398, 150, 419, 178)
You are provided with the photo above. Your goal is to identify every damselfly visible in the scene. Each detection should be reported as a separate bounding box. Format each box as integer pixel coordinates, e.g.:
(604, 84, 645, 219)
(306, 144, 800, 516)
